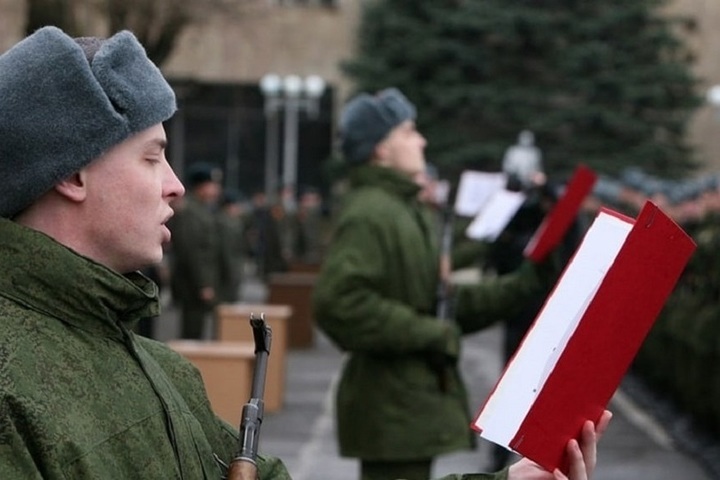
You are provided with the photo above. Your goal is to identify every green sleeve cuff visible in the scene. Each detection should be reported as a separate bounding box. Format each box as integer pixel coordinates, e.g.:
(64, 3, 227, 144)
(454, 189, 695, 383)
(433, 466, 509, 480)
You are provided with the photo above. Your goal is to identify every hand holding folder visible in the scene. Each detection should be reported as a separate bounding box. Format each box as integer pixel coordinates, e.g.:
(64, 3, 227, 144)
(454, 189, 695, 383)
(508, 410, 612, 480)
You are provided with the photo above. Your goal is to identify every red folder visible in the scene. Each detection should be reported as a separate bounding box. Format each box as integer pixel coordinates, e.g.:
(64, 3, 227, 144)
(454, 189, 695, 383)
(524, 164, 597, 262)
(473, 201, 696, 473)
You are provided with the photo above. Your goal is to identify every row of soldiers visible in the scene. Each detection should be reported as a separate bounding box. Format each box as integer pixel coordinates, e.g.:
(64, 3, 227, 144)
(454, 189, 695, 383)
(158, 162, 329, 340)
(603, 168, 720, 438)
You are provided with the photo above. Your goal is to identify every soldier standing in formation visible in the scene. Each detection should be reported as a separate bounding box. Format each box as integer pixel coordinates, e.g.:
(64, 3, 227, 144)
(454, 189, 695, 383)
(216, 188, 249, 303)
(168, 162, 222, 339)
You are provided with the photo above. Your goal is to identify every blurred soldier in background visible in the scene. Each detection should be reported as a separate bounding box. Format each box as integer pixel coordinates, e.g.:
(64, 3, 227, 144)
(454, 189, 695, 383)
(245, 188, 288, 280)
(293, 185, 329, 265)
(168, 162, 222, 339)
(216, 188, 248, 303)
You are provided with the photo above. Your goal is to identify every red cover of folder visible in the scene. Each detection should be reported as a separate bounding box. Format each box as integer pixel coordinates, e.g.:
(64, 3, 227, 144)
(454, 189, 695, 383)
(524, 164, 597, 263)
(472, 201, 696, 473)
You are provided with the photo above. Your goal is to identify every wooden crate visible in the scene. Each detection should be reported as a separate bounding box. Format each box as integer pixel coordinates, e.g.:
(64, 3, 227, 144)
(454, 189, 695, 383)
(215, 303, 291, 412)
(288, 260, 322, 274)
(167, 340, 254, 425)
(267, 272, 318, 349)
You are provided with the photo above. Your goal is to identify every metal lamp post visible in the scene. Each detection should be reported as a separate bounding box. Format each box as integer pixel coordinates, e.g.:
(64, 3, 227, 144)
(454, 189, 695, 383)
(260, 73, 326, 199)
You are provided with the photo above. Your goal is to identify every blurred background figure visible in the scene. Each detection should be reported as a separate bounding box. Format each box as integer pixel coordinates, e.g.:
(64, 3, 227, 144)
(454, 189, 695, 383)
(216, 188, 248, 304)
(245, 188, 287, 281)
(501, 130, 544, 191)
(167, 162, 222, 339)
(292, 185, 329, 265)
(277, 183, 299, 266)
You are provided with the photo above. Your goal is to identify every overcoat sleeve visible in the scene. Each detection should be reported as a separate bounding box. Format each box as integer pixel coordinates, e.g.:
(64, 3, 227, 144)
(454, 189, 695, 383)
(435, 469, 509, 480)
(454, 260, 546, 334)
(313, 218, 452, 356)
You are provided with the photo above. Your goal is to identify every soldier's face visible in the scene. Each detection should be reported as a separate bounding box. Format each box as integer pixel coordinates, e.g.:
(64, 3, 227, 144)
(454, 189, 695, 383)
(375, 120, 427, 177)
(81, 124, 185, 273)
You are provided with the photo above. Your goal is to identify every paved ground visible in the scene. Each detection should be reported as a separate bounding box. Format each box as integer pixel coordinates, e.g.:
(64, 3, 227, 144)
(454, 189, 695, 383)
(155, 274, 714, 480)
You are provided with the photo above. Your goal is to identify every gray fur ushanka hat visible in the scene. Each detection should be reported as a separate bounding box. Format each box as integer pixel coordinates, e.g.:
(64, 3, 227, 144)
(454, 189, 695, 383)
(339, 87, 417, 165)
(0, 26, 177, 218)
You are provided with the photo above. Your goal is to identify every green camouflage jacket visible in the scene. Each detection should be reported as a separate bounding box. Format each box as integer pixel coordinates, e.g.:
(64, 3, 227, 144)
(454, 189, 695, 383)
(0, 219, 289, 479)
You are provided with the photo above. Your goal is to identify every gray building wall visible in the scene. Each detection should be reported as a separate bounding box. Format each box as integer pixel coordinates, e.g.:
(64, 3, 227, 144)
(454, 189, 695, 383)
(4, 0, 720, 172)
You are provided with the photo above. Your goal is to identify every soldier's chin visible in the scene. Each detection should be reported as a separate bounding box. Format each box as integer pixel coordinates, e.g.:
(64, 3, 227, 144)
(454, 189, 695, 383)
(140, 247, 166, 271)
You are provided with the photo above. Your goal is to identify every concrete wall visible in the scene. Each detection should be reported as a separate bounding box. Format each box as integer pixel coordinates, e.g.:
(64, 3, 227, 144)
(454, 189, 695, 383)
(0, 0, 25, 50)
(665, 0, 720, 171)
(3, 0, 720, 172)
(161, 0, 361, 113)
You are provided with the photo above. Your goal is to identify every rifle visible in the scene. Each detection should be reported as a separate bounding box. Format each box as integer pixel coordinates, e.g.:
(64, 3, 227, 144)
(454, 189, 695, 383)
(435, 180, 455, 320)
(436, 201, 454, 321)
(434, 182, 455, 393)
(225, 313, 273, 480)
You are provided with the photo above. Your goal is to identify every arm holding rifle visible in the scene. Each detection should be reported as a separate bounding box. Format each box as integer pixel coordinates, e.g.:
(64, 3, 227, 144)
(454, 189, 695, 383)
(415, 167, 454, 321)
(419, 173, 463, 392)
(226, 313, 273, 480)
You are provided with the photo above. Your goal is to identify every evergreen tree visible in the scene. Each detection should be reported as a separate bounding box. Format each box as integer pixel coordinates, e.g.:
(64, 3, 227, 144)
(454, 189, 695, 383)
(342, 0, 701, 180)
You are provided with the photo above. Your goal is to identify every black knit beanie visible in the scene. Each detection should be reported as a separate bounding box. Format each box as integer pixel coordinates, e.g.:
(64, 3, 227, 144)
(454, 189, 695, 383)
(0, 26, 177, 218)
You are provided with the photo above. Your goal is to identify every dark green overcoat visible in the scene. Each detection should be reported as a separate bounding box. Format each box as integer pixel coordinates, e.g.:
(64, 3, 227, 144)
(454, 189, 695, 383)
(313, 165, 545, 466)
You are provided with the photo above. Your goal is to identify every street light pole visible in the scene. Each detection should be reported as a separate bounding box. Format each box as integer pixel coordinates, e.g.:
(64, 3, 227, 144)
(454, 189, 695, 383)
(260, 73, 326, 199)
(260, 74, 282, 199)
(707, 84, 720, 119)
(281, 75, 303, 190)
(264, 109, 280, 199)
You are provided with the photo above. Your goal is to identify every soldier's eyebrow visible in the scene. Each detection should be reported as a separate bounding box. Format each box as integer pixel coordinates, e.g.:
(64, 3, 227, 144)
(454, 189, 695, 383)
(144, 138, 168, 151)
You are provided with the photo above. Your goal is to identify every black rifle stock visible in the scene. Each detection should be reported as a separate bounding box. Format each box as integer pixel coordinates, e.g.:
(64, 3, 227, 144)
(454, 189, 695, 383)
(226, 313, 272, 480)
(434, 199, 456, 393)
(436, 203, 454, 321)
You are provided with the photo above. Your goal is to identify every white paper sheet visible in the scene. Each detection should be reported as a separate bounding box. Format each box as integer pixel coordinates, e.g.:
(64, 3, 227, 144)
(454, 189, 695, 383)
(465, 189, 526, 242)
(454, 171, 507, 217)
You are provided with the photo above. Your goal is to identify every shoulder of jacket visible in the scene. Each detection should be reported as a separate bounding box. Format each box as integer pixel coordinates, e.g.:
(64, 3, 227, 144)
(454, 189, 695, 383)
(345, 186, 406, 215)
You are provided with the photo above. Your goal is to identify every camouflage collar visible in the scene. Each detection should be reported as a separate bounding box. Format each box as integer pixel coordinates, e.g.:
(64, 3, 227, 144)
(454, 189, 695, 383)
(0, 219, 159, 339)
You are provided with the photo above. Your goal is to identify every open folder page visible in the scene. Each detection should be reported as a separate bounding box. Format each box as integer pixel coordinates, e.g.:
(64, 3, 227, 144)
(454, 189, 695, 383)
(465, 189, 526, 242)
(472, 201, 696, 473)
(454, 171, 507, 217)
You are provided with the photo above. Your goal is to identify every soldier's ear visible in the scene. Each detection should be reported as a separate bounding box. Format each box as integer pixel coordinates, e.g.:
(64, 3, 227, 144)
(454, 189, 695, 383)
(371, 139, 391, 167)
(54, 171, 88, 203)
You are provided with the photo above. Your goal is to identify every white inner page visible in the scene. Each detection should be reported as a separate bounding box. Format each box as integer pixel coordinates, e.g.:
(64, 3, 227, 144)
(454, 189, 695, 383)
(465, 189, 526, 242)
(454, 171, 507, 217)
(474, 211, 633, 447)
